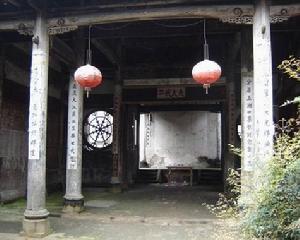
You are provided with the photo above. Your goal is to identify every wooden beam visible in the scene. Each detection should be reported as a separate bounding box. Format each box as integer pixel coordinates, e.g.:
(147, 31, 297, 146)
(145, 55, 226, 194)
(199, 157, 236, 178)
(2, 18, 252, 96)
(11, 38, 74, 68)
(0, 5, 254, 30)
(48, 0, 237, 13)
(0, 4, 299, 31)
(91, 39, 118, 66)
(51, 37, 75, 66)
(123, 77, 226, 88)
(48, 5, 253, 27)
(5, 60, 60, 98)
(12, 42, 62, 72)
(123, 100, 224, 105)
(47, 4, 300, 27)
(7, 0, 22, 7)
(27, 0, 45, 11)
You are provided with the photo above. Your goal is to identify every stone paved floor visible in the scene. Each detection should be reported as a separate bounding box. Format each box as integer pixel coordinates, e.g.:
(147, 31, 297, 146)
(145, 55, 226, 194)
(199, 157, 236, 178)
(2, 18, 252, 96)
(0, 184, 226, 240)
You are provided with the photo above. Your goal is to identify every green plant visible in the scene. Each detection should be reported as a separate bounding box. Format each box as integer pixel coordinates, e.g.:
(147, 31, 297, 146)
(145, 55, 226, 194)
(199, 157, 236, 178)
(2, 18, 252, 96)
(278, 56, 300, 81)
(241, 131, 300, 240)
(207, 131, 300, 239)
(278, 56, 300, 107)
(203, 168, 241, 219)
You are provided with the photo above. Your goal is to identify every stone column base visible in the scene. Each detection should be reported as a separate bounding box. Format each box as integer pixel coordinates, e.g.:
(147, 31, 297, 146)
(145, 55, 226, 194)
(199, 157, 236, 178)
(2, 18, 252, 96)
(110, 176, 122, 193)
(121, 182, 129, 191)
(240, 171, 255, 206)
(110, 184, 122, 193)
(22, 218, 50, 238)
(63, 198, 84, 213)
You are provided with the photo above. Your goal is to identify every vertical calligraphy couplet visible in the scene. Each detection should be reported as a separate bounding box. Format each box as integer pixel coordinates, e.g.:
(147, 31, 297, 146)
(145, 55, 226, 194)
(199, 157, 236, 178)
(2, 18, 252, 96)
(228, 81, 236, 147)
(66, 79, 82, 170)
(253, 0, 274, 165)
(241, 75, 255, 171)
(28, 50, 45, 160)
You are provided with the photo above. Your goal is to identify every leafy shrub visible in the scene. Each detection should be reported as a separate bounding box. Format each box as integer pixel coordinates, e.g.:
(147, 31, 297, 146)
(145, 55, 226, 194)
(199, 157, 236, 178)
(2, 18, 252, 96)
(241, 131, 300, 240)
(278, 56, 300, 81)
(278, 56, 300, 107)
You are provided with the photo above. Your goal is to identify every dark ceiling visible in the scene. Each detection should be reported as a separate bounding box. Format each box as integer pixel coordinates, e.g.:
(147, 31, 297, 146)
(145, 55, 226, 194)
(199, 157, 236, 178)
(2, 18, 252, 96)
(0, 0, 299, 85)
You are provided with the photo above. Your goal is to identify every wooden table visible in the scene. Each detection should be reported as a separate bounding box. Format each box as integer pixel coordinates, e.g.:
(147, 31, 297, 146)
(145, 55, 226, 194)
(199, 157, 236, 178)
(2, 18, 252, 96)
(167, 166, 193, 186)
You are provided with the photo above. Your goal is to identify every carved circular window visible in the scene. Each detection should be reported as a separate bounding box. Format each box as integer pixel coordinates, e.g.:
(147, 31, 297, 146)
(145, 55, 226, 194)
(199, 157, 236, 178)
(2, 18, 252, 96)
(84, 111, 113, 150)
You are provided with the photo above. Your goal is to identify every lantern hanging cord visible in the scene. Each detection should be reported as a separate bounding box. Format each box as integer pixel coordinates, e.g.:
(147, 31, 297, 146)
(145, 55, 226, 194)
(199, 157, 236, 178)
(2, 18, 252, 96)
(203, 19, 207, 45)
(89, 25, 91, 53)
(203, 19, 209, 60)
(87, 25, 92, 64)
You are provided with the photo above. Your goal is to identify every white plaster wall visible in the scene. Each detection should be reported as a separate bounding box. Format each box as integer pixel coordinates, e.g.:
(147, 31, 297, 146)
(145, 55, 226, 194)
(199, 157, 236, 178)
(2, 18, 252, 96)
(139, 111, 221, 169)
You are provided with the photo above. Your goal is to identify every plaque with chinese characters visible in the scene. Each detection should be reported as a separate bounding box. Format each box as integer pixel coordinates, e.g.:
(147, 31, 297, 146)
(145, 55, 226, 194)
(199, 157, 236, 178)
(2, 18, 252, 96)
(157, 87, 185, 99)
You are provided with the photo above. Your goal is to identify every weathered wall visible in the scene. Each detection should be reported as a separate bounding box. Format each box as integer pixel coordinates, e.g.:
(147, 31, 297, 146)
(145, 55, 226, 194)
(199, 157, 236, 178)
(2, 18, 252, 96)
(0, 81, 28, 202)
(0, 129, 27, 201)
(140, 111, 221, 169)
(0, 78, 64, 201)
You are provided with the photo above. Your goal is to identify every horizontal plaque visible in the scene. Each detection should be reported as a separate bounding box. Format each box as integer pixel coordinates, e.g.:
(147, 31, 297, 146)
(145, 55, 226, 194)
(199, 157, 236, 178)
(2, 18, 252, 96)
(157, 87, 185, 99)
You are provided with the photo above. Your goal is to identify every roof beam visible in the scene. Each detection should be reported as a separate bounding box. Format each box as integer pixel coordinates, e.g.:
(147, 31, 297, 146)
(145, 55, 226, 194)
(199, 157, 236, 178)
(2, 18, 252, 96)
(6, 0, 22, 8)
(91, 39, 119, 66)
(12, 42, 62, 72)
(5, 60, 60, 98)
(12, 39, 75, 71)
(0, 4, 299, 31)
(51, 36, 75, 66)
(47, 0, 239, 13)
(123, 77, 226, 87)
(27, 0, 45, 11)
(48, 5, 254, 27)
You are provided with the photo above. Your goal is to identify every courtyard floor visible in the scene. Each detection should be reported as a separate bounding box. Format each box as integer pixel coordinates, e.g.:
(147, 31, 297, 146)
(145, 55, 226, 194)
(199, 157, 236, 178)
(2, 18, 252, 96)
(0, 184, 236, 240)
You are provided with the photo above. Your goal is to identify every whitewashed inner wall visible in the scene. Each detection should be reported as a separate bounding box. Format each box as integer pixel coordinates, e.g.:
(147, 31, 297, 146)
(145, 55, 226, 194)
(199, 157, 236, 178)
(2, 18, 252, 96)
(139, 111, 221, 169)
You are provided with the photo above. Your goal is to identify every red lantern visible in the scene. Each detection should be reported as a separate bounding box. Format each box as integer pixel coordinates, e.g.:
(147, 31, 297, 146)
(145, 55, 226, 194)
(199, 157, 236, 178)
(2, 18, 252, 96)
(192, 59, 221, 94)
(74, 64, 102, 97)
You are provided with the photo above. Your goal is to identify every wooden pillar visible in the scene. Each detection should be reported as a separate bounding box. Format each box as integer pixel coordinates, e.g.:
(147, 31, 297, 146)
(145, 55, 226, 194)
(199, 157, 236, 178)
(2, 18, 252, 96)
(240, 27, 255, 204)
(111, 40, 123, 192)
(253, 0, 273, 169)
(58, 83, 66, 192)
(124, 105, 138, 187)
(223, 34, 240, 187)
(0, 44, 4, 122)
(111, 66, 123, 192)
(63, 31, 85, 213)
(23, 12, 50, 237)
(63, 74, 84, 212)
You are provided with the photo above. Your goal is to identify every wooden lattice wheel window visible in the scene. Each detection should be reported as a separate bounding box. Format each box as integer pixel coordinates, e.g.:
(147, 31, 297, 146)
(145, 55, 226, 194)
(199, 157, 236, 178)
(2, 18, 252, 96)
(84, 110, 113, 150)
